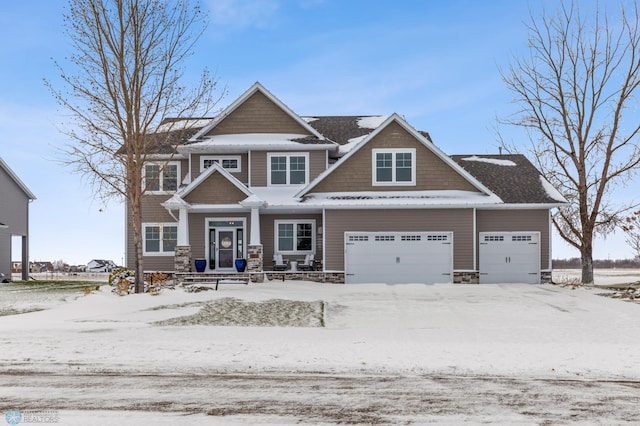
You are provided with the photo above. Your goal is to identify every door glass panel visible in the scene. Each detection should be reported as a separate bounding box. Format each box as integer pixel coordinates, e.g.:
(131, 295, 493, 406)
(218, 230, 234, 268)
(209, 229, 216, 269)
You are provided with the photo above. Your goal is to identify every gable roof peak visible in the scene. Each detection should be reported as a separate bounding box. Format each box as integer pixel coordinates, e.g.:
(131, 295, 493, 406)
(0, 157, 36, 200)
(190, 82, 326, 142)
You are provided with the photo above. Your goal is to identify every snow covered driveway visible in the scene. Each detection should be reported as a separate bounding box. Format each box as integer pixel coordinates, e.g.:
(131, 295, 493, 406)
(0, 281, 639, 424)
(0, 371, 638, 424)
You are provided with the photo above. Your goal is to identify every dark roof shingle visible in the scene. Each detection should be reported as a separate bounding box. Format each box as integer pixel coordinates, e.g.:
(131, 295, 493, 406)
(451, 154, 563, 204)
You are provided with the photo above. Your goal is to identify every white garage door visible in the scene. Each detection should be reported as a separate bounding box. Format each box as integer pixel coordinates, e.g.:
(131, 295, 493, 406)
(479, 232, 540, 284)
(344, 232, 453, 284)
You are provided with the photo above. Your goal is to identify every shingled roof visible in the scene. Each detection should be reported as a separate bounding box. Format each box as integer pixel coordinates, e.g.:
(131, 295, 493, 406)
(450, 154, 566, 204)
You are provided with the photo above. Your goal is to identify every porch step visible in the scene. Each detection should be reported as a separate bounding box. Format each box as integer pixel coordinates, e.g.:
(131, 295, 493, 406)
(176, 272, 251, 289)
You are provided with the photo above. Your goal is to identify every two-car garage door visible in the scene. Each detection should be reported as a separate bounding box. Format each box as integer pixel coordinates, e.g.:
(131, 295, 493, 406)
(344, 232, 453, 284)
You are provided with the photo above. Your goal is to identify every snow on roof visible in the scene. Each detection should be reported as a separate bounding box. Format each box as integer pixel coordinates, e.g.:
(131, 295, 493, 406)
(182, 133, 327, 153)
(250, 186, 302, 207)
(358, 116, 389, 129)
(460, 155, 517, 167)
(154, 118, 212, 133)
(301, 190, 502, 207)
(338, 135, 367, 155)
(302, 117, 318, 123)
(539, 175, 567, 202)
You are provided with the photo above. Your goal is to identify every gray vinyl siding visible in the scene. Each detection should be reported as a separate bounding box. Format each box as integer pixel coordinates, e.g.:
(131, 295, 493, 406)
(0, 164, 32, 277)
(0, 165, 30, 234)
(250, 150, 326, 187)
(0, 232, 10, 278)
(324, 209, 474, 271)
(260, 213, 323, 269)
(476, 209, 551, 270)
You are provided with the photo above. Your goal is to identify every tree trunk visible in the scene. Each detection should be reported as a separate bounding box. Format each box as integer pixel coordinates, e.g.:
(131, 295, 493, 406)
(131, 201, 145, 294)
(580, 244, 594, 285)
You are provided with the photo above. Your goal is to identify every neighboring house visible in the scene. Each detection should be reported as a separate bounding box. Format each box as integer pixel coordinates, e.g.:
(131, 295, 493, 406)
(126, 82, 567, 284)
(0, 157, 35, 281)
(30, 261, 53, 273)
(86, 259, 117, 273)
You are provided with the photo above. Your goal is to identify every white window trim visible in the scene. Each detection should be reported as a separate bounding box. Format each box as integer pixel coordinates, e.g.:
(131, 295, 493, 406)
(274, 219, 316, 255)
(144, 161, 181, 194)
(200, 155, 242, 173)
(371, 148, 416, 186)
(267, 152, 310, 186)
(143, 222, 178, 256)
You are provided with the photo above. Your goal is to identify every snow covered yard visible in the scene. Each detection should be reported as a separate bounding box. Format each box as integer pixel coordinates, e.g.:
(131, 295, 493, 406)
(1, 278, 639, 424)
(0, 280, 638, 378)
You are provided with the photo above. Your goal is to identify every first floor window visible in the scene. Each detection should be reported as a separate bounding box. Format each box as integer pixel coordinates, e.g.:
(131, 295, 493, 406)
(275, 220, 315, 253)
(144, 223, 178, 255)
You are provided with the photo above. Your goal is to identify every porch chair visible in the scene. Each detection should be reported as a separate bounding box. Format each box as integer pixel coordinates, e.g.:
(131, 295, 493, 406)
(297, 254, 315, 271)
(273, 254, 290, 271)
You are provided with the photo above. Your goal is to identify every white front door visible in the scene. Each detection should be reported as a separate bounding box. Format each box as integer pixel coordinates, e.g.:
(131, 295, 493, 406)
(344, 232, 453, 284)
(479, 232, 540, 284)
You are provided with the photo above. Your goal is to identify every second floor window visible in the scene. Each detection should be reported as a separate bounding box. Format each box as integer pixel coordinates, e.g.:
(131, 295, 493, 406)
(372, 149, 416, 186)
(268, 153, 308, 186)
(145, 162, 180, 192)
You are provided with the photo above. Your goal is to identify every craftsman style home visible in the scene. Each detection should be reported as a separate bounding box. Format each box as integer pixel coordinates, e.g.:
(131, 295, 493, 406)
(126, 82, 566, 284)
(0, 157, 35, 281)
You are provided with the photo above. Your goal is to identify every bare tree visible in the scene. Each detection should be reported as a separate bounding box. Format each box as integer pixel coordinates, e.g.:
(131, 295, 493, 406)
(501, 1, 640, 284)
(47, 0, 223, 292)
(622, 211, 640, 259)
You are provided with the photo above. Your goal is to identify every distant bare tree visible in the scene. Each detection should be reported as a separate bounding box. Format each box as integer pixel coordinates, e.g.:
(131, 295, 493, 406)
(622, 211, 640, 259)
(501, 1, 640, 284)
(46, 0, 223, 292)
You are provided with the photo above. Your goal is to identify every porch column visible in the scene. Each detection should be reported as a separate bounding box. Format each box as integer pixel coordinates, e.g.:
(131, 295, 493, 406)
(174, 208, 192, 273)
(177, 208, 189, 245)
(250, 207, 261, 245)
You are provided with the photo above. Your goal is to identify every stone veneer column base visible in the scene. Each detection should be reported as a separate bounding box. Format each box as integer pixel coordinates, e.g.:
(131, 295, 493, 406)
(541, 271, 552, 284)
(247, 244, 264, 283)
(174, 246, 192, 273)
(453, 271, 479, 284)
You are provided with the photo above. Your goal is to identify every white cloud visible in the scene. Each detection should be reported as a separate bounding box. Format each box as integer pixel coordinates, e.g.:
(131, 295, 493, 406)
(205, 0, 280, 33)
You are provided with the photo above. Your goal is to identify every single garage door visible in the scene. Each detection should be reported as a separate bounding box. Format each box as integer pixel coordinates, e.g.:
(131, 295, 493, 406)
(479, 232, 540, 284)
(344, 232, 453, 284)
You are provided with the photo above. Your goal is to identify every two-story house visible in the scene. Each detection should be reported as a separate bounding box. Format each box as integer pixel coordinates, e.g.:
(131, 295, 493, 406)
(0, 157, 36, 281)
(126, 82, 566, 284)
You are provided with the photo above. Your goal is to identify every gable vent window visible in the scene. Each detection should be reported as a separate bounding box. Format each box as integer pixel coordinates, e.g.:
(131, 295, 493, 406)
(375, 235, 395, 242)
(200, 156, 241, 173)
(512, 235, 532, 242)
(426, 235, 448, 241)
(372, 149, 416, 186)
(484, 235, 504, 242)
(401, 235, 422, 241)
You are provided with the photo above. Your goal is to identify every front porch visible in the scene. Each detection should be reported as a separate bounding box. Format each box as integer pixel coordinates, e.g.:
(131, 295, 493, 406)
(175, 270, 345, 285)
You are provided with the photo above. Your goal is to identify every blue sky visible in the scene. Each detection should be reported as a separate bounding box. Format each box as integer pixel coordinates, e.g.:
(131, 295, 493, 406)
(0, 0, 632, 265)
